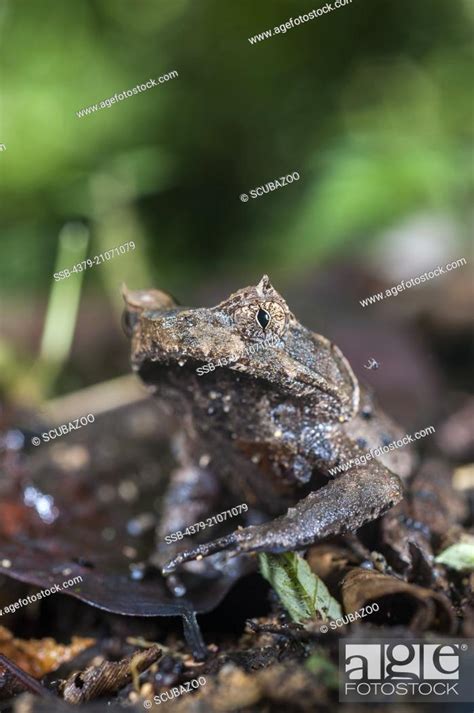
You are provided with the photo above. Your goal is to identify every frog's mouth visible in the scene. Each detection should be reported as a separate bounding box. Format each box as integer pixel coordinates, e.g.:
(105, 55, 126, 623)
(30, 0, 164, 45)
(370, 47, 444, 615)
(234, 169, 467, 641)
(134, 356, 226, 391)
(133, 342, 358, 430)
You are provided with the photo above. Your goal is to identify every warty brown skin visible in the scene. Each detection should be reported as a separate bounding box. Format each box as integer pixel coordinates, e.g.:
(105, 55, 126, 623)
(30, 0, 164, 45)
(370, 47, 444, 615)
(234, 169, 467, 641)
(123, 276, 414, 590)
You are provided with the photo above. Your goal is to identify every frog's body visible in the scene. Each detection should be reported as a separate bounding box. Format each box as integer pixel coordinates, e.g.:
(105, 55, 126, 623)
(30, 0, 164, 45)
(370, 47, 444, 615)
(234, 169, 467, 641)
(124, 276, 414, 591)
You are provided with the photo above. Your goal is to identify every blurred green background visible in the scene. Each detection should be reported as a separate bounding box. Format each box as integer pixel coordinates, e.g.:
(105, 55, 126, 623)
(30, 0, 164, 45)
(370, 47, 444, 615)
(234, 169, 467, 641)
(0, 0, 472, 404)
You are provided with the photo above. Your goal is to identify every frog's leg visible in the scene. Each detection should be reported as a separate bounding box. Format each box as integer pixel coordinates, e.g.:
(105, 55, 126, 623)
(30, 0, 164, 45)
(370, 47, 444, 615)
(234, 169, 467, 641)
(152, 463, 221, 595)
(162, 462, 403, 574)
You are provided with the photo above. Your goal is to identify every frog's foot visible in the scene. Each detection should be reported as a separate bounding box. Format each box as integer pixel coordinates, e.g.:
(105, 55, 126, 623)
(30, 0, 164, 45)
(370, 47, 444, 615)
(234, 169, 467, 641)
(153, 463, 222, 596)
(162, 463, 403, 574)
(162, 532, 240, 574)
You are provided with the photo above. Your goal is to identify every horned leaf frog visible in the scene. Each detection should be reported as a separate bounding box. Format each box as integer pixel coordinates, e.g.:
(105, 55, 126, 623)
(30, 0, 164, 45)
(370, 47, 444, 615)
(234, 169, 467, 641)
(123, 276, 414, 593)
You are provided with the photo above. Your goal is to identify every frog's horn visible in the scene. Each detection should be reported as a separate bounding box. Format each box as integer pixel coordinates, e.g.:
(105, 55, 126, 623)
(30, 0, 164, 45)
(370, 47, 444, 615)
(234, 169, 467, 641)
(121, 283, 178, 311)
(256, 274, 274, 296)
(121, 283, 178, 336)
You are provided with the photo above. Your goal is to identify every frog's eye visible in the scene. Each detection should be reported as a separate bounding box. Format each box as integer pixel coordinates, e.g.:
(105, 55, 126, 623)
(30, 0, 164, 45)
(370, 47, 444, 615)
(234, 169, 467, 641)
(231, 299, 288, 341)
(259, 300, 287, 336)
(256, 307, 271, 331)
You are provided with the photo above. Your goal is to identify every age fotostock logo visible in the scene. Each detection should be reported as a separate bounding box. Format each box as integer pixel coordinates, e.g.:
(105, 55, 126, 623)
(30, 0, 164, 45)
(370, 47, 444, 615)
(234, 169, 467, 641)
(339, 639, 474, 702)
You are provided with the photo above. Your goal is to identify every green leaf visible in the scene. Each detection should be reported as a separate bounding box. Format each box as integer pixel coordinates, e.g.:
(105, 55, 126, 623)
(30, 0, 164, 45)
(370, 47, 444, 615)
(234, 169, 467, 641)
(259, 552, 342, 624)
(435, 540, 474, 572)
(305, 653, 339, 689)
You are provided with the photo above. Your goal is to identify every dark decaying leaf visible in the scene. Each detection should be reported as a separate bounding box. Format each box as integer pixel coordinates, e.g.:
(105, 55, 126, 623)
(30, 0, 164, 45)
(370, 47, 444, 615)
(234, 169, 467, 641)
(436, 398, 474, 461)
(0, 655, 49, 700)
(306, 543, 460, 633)
(61, 645, 161, 704)
(407, 458, 468, 533)
(0, 401, 243, 655)
(340, 568, 457, 633)
(461, 573, 474, 637)
(380, 458, 467, 577)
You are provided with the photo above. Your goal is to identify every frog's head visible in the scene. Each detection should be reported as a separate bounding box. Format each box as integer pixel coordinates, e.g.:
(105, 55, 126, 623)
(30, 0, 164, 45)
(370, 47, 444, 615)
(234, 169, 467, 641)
(122, 276, 359, 422)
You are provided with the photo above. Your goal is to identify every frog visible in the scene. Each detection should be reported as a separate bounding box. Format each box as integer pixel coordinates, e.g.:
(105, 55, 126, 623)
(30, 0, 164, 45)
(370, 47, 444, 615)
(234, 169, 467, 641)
(123, 275, 415, 595)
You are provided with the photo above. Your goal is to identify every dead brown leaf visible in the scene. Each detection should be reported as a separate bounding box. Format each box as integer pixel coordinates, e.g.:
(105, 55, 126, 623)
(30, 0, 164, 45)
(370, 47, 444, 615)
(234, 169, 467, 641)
(0, 625, 94, 678)
(62, 644, 161, 704)
(341, 568, 457, 633)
